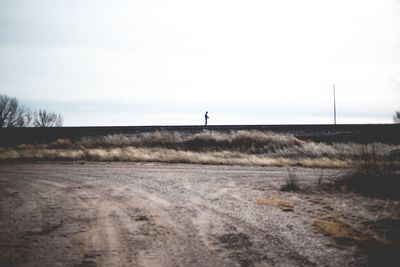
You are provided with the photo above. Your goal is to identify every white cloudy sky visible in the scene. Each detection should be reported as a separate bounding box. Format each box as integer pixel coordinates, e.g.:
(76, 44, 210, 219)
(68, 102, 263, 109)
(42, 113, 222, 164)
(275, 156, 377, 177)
(0, 0, 399, 126)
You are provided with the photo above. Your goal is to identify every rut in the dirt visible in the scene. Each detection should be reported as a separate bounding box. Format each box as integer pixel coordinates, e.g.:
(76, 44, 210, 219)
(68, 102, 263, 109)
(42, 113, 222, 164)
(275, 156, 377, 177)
(1, 162, 398, 266)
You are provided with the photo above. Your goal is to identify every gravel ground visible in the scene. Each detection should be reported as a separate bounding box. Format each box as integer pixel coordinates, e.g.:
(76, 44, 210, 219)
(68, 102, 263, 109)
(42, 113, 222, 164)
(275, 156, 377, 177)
(0, 162, 399, 267)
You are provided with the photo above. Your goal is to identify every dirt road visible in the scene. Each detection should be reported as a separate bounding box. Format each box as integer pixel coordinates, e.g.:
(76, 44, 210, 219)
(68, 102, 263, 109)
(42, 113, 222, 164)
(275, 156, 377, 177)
(0, 163, 398, 266)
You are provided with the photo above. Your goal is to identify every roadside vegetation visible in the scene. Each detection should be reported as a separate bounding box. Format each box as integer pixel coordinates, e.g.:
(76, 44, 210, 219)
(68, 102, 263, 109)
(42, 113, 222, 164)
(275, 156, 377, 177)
(280, 167, 300, 192)
(0, 130, 399, 170)
(333, 144, 400, 199)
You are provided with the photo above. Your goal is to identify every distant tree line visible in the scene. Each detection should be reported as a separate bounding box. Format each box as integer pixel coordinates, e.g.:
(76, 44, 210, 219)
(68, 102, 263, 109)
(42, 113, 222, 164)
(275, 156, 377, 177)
(0, 94, 63, 127)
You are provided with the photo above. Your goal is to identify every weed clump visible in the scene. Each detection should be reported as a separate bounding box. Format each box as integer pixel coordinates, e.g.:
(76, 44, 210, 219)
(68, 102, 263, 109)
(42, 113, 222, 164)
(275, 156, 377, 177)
(280, 167, 300, 192)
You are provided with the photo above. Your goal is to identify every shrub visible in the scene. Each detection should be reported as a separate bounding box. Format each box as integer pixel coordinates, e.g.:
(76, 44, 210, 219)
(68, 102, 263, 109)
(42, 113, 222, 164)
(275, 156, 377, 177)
(280, 167, 300, 192)
(334, 144, 400, 199)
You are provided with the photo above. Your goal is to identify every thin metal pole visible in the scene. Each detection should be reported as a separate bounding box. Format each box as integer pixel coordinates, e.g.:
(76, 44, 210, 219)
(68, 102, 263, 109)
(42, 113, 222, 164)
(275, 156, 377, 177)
(333, 84, 336, 125)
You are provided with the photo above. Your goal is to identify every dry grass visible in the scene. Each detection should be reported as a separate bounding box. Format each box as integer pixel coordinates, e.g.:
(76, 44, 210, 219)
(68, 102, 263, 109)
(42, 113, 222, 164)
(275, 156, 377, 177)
(0, 147, 85, 160)
(314, 170, 324, 190)
(331, 143, 400, 199)
(313, 218, 368, 241)
(43, 131, 400, 161)
(0, 146, 347, 168)
(277, 142, 400, 160)
(313, 215, 400, 265)
(280, 167, 300, 191)
(256, 198, 294, 211)
(53, 130, 305, 154)
(1, 130, 399, 169)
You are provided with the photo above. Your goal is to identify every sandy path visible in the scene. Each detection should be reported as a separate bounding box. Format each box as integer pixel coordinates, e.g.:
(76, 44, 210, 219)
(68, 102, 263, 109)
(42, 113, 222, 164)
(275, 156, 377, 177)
(0, 162, 398, 266)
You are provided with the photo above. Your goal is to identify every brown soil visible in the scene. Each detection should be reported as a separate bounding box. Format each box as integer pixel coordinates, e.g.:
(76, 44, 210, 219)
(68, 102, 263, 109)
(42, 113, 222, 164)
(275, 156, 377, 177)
(0, 162, 399, 267)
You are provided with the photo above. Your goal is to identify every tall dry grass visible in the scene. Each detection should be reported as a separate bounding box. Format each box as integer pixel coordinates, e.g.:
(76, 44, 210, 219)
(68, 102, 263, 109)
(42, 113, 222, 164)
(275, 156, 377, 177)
(276, 142, 399, 160)
(49, 130, 304, 153)
(1, 130, 399, 168)
(0, 145, 350, 168)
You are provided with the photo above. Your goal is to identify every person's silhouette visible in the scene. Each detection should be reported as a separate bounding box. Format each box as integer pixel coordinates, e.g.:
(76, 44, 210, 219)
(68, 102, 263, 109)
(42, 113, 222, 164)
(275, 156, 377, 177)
(205, 111, 209, 126)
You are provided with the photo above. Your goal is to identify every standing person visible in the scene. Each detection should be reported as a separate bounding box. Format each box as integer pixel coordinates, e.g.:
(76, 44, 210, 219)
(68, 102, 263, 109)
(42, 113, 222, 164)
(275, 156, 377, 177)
(204, 111, 209, 126)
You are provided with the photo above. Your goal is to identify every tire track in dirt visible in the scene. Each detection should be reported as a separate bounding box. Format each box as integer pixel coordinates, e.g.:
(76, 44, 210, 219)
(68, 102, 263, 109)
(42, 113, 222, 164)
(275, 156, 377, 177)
(0, 166, 224, 266)
(2, 162, 393, 266)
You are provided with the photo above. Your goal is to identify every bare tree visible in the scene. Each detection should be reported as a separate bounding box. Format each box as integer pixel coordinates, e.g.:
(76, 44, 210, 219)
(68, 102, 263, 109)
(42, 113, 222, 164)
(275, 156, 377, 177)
(394, 111, 400, 123)
(23, 108, 33, 126)
(0, 94, 28, 127)
(33, 109, 63, 127)
(0, 94, 63, 127)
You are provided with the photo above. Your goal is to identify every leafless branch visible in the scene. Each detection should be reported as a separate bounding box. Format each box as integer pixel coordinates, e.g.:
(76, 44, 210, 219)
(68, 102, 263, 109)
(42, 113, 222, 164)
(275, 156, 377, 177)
(33, 109, 63, 127)
(0, 94, 29, 127)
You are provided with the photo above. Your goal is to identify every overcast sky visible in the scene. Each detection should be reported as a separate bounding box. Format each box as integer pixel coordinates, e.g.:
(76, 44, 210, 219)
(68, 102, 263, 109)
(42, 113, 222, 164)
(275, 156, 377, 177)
(1, 0, 400, 126)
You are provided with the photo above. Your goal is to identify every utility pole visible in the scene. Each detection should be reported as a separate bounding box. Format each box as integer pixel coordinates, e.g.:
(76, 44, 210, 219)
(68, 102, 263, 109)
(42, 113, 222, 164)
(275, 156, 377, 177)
(333, 84, 337, 125)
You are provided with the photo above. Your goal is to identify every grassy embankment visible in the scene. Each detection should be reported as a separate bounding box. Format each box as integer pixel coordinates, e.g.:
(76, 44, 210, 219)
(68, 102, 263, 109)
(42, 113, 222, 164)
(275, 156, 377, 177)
(1, 130, 399, 169)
